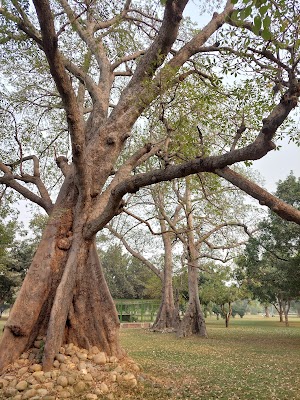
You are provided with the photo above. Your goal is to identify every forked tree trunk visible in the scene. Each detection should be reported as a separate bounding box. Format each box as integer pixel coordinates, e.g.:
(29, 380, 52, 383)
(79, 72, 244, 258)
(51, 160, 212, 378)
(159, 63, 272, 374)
(177, 262, 207, 338)
(0, 179, 122, 373)
(222, 303, 232, 328)
(177, 181, 207, 338)
(152, 229, 180, 331)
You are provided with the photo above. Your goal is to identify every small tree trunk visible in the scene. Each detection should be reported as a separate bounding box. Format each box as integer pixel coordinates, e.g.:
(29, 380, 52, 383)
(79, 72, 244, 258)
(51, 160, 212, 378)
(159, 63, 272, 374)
(283, 300, 290, 327)
(225, 314, 229, 327)
(152, 229, 180, 331)
(265, 306, 270, 318)
(276, 296, 285, 322)
(225, 303, 232, 328)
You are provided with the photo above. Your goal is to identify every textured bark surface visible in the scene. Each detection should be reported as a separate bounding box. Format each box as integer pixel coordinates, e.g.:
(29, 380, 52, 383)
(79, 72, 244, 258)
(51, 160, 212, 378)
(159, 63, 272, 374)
(152, 282, 180, 331)
(152, 227, 180, 331)
(0, 230, 122, 373)
(0, 177, 122, 373)
(177, 263, 207, 338)
(0, 178, 74, 372)
(177, 181, 207, 338)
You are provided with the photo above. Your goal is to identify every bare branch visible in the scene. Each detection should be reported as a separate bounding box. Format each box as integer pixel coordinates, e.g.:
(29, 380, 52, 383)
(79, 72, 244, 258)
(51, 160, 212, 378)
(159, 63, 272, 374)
(106, 224, 162, 279)
(93, 0, 131, 31)
(230, 117, 246, 151)
(0, 162, 53, 214)
(123, 208, 173, 236)
(111, 50, 146, 71)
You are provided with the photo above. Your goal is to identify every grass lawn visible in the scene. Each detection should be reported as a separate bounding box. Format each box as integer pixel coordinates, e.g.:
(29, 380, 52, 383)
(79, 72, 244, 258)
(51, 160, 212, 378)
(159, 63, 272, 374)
(120, 316, 300, 400)
(0, 316, 299, 399)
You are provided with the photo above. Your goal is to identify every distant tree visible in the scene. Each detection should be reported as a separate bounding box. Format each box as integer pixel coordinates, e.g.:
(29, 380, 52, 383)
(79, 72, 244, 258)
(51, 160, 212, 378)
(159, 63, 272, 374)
(100, 244, 136, 299)
(237, 174, 300, 326)
(231, 300, 248, 318)
(100, 243, 157, 299)
(200, 267, 246, 327)
(0, 218, 22, 305)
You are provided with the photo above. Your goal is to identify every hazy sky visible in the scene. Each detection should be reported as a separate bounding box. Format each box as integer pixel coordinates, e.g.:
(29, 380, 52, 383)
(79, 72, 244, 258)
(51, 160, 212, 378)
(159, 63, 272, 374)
(253, 139, 300, 192)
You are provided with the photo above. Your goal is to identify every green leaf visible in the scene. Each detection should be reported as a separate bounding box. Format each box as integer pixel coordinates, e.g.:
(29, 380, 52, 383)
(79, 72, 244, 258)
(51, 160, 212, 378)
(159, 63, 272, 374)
(244, 6, 252, 18)
(254, 15, 262, 30)
(261, 29, 271, 41)
(259, 5, 269, 15)
(263, 15, 271, 29)
(231, 10, 239, 22)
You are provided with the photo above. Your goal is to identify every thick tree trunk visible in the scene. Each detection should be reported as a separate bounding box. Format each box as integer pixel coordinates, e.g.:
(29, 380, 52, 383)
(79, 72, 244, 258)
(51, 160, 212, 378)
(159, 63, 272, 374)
(177, 263, 207, 338)
(152, 229, 180, 331)
(152, 280, 180, 331)
(0, 180, 122, 373)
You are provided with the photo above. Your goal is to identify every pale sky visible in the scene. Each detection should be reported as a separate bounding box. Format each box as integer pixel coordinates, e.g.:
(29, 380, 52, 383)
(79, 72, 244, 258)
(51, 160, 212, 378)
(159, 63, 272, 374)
(253, 139, 300, 192)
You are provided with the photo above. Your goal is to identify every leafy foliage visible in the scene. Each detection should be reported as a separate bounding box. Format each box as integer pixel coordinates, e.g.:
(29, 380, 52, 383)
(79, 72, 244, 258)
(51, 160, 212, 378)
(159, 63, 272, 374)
(100, 244, 159, 299)
(236, 173, 300, 309)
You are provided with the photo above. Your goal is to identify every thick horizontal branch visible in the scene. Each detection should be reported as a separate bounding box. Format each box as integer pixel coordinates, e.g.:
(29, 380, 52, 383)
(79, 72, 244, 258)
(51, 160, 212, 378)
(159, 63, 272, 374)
(215, 167, 300, 225)
(84, 134, 273, 238)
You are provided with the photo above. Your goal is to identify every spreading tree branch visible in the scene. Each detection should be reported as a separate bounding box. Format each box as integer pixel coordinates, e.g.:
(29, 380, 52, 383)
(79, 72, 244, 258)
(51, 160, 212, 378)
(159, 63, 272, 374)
(215, 167, 300, 225)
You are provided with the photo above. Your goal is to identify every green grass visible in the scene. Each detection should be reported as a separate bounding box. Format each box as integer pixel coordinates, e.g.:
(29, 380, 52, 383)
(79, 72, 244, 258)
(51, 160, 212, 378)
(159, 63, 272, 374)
(120, 316, 300, 400)
(1, 316, 299, 399)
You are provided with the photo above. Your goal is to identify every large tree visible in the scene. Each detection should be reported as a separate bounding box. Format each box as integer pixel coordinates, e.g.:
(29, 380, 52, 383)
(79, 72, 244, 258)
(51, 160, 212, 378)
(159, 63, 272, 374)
(1, 0, 300, 372)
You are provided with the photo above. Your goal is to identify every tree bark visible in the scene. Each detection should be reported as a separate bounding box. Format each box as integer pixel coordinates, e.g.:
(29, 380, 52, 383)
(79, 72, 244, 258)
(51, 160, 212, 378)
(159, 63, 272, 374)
(152, 225, 180, 331)
(177, 180, 207, 338)
(283, 300, 290, 327)
(177, 262, 207, 337)
(0, 180, 122, 373)
(222, 303, 232, 328)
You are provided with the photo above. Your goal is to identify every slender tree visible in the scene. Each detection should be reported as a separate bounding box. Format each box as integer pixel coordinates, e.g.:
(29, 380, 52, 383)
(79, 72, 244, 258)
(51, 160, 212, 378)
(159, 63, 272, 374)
(1, 0, 300, 372)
